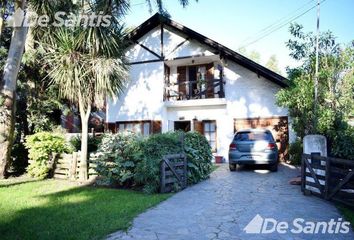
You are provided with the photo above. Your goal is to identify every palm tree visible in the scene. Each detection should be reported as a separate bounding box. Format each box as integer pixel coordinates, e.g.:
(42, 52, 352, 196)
(0, 0, 194, 178)
(41, 23, 128, 179)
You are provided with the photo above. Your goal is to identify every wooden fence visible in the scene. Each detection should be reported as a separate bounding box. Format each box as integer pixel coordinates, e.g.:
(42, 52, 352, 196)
(302, 154, 354, 208)
(52, 152, 97, 181)
(160, 154, 188, 193)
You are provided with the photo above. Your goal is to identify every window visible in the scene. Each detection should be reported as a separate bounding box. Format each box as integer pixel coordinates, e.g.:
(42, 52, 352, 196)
(234, 131, 274, 142)
(175, 63, 214, 100)
(203, 121, 217, 152)
(117, 121, 151, 136)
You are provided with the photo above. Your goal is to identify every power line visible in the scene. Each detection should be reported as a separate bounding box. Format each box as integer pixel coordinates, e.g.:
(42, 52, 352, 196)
(239, 0, 314, 46)
(131, 1, 146, 7)
(238, 0, 327, 49)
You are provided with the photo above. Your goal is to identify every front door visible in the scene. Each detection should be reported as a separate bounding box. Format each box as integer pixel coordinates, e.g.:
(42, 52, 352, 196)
(174, 121, 191, 132)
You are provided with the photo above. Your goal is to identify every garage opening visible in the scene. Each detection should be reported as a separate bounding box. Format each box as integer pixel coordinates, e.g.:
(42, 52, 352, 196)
(234, 116, 289, 161)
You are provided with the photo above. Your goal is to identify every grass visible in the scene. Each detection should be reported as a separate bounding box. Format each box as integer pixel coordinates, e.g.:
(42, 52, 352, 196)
(337, 205, 354, 229)
(0, 178, 171, 240)
(211, 164, 220, 172)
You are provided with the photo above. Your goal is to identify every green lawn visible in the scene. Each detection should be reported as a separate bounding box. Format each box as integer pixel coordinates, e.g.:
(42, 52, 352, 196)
(0, 178, 171, 240)
(337, 205, 354, 229)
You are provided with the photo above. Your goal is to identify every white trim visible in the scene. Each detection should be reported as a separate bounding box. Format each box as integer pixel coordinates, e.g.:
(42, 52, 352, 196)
(165, 98, 227, 108)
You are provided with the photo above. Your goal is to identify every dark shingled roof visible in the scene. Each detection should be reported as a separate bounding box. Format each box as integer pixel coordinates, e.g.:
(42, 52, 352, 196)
(127, 13, 289, 88)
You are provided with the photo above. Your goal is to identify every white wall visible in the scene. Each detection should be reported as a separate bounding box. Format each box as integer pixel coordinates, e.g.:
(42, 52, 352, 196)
(107, 23, 294, 160)
(163, 27, 215, 59)
(107, 62, 165, 122)
(164, 61, 293, 159)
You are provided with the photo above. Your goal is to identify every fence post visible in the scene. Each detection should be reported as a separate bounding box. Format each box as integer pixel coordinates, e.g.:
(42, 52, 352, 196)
(301, 154, 305, 193)
(324, 158, 331, 200)
(183, 154, 187, 188)
(49, 153, 58, 178)
(301, 154, 311, 196)
(70, 152, 78, 181)
(160, 159, 166, 193)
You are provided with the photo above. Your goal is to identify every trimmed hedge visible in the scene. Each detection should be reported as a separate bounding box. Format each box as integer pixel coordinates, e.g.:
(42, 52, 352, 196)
(91, 131, 213, 193)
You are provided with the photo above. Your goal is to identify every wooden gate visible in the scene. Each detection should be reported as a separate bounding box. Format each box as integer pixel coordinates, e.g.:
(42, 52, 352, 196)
(301, 153, 327, 197)
(160, 154, 187, 193)
(302, 154, 354, 208)
(52, 152, 97, 181)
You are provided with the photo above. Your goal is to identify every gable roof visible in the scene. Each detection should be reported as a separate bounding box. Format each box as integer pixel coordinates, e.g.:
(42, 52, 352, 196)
(127, 13, 288, 88)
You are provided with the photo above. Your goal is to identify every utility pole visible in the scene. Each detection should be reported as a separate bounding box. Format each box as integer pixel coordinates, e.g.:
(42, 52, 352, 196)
(314, 0, 320, 132)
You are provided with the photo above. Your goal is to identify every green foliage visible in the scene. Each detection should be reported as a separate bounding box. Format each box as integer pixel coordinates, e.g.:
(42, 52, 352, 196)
(288, 139, 303, 165)
(276, 75, 315, 138)
(134, 132, 182, 193)
(25, 132, 69, 179)
(135, 131, 213, 193)
(70, 135, 102, 153)
(329, 124, 354, 160)
(184, 131, 213, 184)
(10, 140, 28, 175)
(277, 23, 354, 160)
(91, 133, 142, 187)
(92, 131, 213, 193)
(265, 55, 281, 74)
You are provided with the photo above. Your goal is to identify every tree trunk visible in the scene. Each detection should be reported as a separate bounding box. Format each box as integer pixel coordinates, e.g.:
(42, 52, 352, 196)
(0, 1, 7, 41)
(0, 1, 28, 178)
(78, 99, 91, 181)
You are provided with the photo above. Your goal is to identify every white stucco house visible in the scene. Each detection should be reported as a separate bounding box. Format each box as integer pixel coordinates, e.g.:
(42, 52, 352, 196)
(106, 14, 293, 161)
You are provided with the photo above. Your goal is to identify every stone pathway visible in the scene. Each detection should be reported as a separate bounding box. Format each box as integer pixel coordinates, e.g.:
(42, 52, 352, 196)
(107, 164, 354, 240)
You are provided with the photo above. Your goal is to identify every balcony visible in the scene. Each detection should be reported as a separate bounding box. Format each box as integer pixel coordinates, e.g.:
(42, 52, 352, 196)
(164, 78, 225, 101)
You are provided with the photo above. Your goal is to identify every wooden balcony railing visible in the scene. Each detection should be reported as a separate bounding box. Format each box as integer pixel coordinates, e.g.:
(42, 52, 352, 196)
(164, 78, 225, 101)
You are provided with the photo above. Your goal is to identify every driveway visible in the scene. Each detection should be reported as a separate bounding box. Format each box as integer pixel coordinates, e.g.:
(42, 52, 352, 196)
(107, 164, 354, 240)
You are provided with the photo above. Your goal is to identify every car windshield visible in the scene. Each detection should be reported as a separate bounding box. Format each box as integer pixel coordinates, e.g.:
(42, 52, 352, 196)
(234, 131, 274, 142)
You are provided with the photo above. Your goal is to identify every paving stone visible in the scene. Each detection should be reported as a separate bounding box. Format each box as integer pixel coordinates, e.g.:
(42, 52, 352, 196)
(107, 164, 354, 240)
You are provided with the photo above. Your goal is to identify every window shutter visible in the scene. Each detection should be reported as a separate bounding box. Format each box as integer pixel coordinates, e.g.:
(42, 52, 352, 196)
(152, 121, 162, 134)
(206, 63, 214, 98)
(193, 120, 204, 134)
(177, 66, 187, 99)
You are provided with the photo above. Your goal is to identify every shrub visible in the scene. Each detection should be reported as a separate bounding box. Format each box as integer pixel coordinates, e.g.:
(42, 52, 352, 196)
(92, 131, 213, 193)
(134, 131, 212, 193)
(184, 131, 213, 184)
(134, 132, 182, 193)
(70, 135, 102, 153)
(288, 139, 303, 165)
(329, 126, 354, 160)
(91, 133, 142, 187)
(25, 132, 69, 179)
(10, 141, 28, 175)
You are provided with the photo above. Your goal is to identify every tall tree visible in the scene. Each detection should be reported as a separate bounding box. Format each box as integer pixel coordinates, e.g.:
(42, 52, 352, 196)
(0, 0, 27, 178)
(42, 27, 128, 179)
(276, 23, 354, 159)
(248, 50, 261, 63)
(0, 0, 9, 40)
(266, 55, 281, 74)
(0, 0, 196, 178)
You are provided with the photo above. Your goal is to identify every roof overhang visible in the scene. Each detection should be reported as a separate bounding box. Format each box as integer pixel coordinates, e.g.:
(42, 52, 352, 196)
(126, 13, 289, 88)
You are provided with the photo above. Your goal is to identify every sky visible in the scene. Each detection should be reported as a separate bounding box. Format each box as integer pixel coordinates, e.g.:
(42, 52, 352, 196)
(124, 0, 354, 76)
